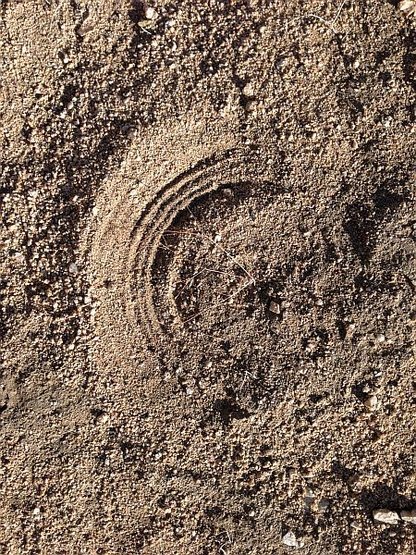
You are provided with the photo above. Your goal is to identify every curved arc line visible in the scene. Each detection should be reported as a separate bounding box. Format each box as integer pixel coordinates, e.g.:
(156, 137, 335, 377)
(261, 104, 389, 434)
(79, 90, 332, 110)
(125, 146, 270, 347)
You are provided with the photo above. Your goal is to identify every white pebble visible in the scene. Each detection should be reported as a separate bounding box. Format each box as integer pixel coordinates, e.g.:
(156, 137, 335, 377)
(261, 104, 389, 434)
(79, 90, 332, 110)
(144, 6, 157, 19)
(364, 395, 379, 411)
(242, 82, 255, 97)
(282, 531, 303, 548)
(399, 0, 416, 18)
(373, 509, 400, 525)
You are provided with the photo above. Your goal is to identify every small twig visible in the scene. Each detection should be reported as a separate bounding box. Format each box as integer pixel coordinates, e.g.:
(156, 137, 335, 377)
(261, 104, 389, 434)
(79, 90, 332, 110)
(157, 243, 174, 252)
(203, 268, 234, 276)
(216, 530, 234, 555)
(160, 236, 174, 252)
(173, 267, 234, 300)
(138, 24, 152, 35)
(186, 207, 256, 284)
(173, 268, 206, 300)
(160, 211, 256, 325)
(332, 0, 348, 25)
(163, 226, 255, 284)
(163, 230, 200, 237)
(279, 0, 348, 35)
(240, 369, 257, 391)
(308, 0, 348, 32)
(181, 278, 253, 325)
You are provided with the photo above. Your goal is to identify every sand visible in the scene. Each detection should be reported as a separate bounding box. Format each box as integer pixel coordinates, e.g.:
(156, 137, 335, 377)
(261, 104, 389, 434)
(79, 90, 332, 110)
(0, 1, 415, 553)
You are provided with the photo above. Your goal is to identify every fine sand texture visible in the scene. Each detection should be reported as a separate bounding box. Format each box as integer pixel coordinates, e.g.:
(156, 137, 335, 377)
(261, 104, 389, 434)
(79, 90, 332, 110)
(0, 1, 415, 554)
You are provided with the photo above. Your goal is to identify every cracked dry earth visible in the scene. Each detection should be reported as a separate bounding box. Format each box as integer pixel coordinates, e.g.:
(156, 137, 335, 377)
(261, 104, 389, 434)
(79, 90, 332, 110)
(0, 0, 416, 554)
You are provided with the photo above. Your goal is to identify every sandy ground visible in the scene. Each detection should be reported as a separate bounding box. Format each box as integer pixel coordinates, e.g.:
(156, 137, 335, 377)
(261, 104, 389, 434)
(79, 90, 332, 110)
(1, 1, 415, 554)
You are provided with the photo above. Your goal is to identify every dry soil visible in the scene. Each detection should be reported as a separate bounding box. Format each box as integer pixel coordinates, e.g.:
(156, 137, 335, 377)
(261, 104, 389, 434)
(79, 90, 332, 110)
(0, 1, 415, 554)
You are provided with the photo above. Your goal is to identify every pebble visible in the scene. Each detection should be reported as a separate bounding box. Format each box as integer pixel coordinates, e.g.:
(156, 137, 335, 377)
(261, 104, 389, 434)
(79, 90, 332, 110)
(303, 486, 315, 508)
(269, 300, 281, 315)
(144, 6, 157, 19)
(401, 509, 416, 524)
(373, 509, 400, 525)
(96, 413, 109, 425)
(399, 0, 416, 18)
(364, 395, 379, 411)
(282, 531, 303, 548)
(242, 82, 255, 97)
(77, 17, 94, 37)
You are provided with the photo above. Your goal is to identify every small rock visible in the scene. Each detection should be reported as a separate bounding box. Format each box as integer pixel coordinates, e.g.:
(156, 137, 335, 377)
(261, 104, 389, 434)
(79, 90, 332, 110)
(399, 0, 416, 18)
(303, 486, 315, 508)
(138, 19, 153, 29)
(401, 509, 416, 524)
(269, 300, 281, 315)
(282, 531, 303, 548)
(96, 413, 109, 425)
(373, 509, 400, 525)
(364, 395, 379, 411)
(144, 6, 157, 19)
(77, 16, 94, 37)
(242, 82, 255, 97)
(222, 187, 234, 199)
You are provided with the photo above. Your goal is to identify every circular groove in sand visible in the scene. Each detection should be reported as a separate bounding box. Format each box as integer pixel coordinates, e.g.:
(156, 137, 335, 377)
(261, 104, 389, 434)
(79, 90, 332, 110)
(124, 147, 274, 348)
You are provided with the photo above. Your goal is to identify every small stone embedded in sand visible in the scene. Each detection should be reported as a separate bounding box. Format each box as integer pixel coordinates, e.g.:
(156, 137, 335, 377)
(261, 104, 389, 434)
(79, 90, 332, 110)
(373, 509, 400, 524)
(303, 486, 315, 508)
(399, 0, 416, 17)
(282, 531, 302, 548)
(242, 82, 255, 97)
(77, 16, 94, 37)
(95, 412, 109, 425)
(144, 6, 157, 19)
(401, 509, 416, 524)
(269, 300, 281, 315)
(364, 395, 379, 411)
